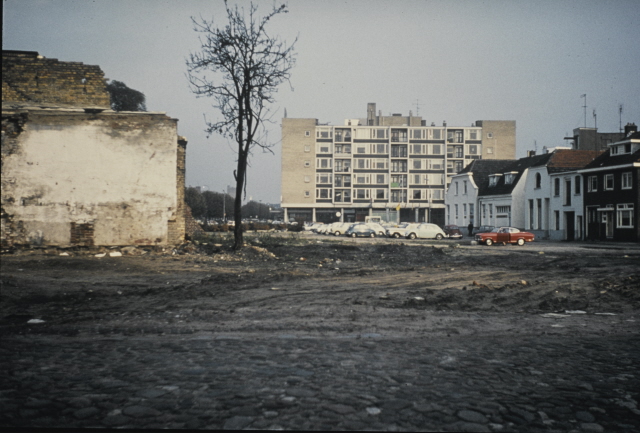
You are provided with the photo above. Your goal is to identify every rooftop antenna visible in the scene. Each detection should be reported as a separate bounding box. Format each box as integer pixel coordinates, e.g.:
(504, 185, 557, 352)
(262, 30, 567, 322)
(593, 109, 597, 129)
(581, 94, 587, 128)
(619, 104, 624, 133)
(414, 99, 421, 117)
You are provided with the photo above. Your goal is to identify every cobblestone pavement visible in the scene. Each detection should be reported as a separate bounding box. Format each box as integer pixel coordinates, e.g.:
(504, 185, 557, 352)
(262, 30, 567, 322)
(2, 328, 639, 431)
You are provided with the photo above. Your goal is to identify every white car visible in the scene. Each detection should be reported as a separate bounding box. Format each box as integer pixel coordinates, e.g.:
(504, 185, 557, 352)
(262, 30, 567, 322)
(404, 223, 447, 240)
(328, 222, 353, 236)
(386, 223, 409, 238)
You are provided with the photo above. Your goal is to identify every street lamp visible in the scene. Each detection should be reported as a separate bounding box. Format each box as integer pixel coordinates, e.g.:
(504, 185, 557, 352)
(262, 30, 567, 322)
(222, 190, 226, 222)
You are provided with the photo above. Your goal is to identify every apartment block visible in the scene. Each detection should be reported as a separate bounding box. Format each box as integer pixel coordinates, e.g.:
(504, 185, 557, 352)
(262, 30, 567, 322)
(281, 103, 515, 226)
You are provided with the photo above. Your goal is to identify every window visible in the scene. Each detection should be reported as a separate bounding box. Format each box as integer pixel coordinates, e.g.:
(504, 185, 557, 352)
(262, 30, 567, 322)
(316, 158, 332, 169)
(575, 176, 581, 194)
(373, 144, 388, 154)
(489, 175, 500, 187)
(316, 127, 332, 139)
(412, 189, 425, 200)
(455, 182, 459, 195)
(334, 189, 351, 203)
(463, 180, 468, 194)
(304, 175, 310, 183)
(304, 160, 311, 168)
(373, 158, 388, 170)
(463, 204, 467, 218)
(455, 204, 459, 218)
(391, 175, 407, 187)
(412, 129, 423, 139)
(535, 173, 542, 189)
(447, 146, 454, 158)
(428, 159, 443, 170)
(335, 144, 351, 154)
(304, 190, 310, 197)
(391, 145, 407, 157)
(496, 206, 510, 215)
(554, 211, 560, 230)
(564, 179, 571, 206)
(316, 173, 332, 184)
(391, 160, 407, 172)
(304, 145, 311, 152)
(355, 174, 370, 184)
(355, 144, 368, 154)
(355, 189, 370, 199)
(482, 204, 486, 219)
(468, 144, 478, 155)
(305, 131, 310, 137)
(554, 178, 561, 196)
(375, 189, 387, 200)
(617, 204, 634, 228)
(391, 190, 407, 202)
(489, 204, 493, 219)
(469, 203, 474, 220)
(529, 200, 534, 230)
(487, 147, 493, 154)
(317, 143, 332, 153)
(505, 173, 516, 185)
(588, 176, 597, 192)
(375, 174, 387, 184)
(411, 144, 425, 154)
(431, 144, 442, 155)
(455, 146, 464, 158)
(604, 174, 614, 190)
(412, 159, 423, 170)
(622, 172, 632, 189)
(355, 158, 370, 169)
(487, 133, 493, 138)
(431, 189, 442, 200)
(432, 129, 442, 140)
(316, 189, 331, 199)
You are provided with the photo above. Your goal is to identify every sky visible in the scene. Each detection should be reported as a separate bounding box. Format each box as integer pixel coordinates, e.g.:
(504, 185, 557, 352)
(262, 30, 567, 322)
(4, 0, 640, 204)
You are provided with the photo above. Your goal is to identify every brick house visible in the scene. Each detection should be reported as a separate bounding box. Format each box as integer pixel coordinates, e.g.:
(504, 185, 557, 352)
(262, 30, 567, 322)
(579, 124, 640, 242)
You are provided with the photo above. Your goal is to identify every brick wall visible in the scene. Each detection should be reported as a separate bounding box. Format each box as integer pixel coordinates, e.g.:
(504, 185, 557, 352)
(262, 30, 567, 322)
(2, 50, 110, 108)
(167, 136, 188, 245)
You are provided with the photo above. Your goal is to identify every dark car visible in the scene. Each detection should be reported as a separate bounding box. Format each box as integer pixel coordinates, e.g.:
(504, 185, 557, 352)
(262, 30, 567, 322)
(345, 224, 376, 238)
(473, 225, 495, 235)
(443, 225, 463, 240)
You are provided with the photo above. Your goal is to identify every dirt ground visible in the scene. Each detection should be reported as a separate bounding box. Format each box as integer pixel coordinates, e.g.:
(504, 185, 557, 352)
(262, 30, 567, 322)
(1, 232, 639, 339)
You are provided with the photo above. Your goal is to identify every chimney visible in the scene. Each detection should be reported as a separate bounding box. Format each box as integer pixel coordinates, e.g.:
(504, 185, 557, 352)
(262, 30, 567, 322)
(624, 122, 638, 137)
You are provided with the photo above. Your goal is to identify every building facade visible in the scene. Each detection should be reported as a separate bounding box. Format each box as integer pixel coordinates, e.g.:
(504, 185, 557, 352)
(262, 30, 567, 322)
(1, 50, 187, 248)
(281, 103, 515, 225)
(580, 125, 640, 242)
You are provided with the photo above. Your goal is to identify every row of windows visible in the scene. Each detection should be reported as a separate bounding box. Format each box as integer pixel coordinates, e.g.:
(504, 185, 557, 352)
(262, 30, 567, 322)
(313, 188, 444, 201)
(313, 143, 482, 157)
(447, 203, 476, 220)
(587, 172, 633, 192)
(314, 158, 447, 172)
(314, 127, 481, 141)
(309, 173, 445, 186)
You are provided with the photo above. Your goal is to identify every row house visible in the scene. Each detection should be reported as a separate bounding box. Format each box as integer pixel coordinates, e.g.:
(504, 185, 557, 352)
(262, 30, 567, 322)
(446, 149, 604, 241)
(579, 125, 640, 242)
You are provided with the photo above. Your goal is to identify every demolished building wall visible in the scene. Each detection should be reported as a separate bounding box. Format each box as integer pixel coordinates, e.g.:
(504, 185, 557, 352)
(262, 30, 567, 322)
(1, 50, 186, 248)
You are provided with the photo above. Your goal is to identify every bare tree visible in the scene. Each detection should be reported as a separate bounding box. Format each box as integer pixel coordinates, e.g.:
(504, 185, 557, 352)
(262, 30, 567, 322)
(186, 1, 297, 250)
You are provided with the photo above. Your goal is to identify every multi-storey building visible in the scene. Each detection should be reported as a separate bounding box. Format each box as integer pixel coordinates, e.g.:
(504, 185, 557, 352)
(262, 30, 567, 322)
(281, 103, 515, 225)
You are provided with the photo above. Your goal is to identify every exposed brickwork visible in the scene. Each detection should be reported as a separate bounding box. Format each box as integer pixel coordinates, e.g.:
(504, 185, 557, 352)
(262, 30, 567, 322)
(167, 137, 188, 245)
(69, 222, 95, 246)
(184, 204, 205, 239)
(2, 50, 110, 108)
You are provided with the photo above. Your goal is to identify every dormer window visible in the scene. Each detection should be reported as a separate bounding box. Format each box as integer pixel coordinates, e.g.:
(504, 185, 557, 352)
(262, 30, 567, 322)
(504, 172, 517, 185)
(489, 174, 502, 187)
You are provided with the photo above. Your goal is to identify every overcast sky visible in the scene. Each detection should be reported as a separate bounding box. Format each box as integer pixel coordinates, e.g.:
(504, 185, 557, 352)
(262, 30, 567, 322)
(4, 0, 639, 204)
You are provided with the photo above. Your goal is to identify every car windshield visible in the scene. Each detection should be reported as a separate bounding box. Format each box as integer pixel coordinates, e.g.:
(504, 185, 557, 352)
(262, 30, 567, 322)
(490, 228, 501, 233)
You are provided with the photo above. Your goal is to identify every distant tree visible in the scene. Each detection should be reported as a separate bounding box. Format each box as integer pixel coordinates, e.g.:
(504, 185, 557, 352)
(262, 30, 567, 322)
(106, 80, 147, 111)
(186, 1, 297, 250)
(242, 200, 270, 219)
(185, 187, 206, 220)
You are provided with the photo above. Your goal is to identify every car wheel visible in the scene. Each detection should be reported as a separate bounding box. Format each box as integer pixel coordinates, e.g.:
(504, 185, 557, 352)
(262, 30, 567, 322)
(378, 231, 384, 237)
(351, 233, 357, 238)
(370, 233, 375, 238)
(392, 233, 399, 238)
(408, 233, 417, 239)
(435, 233, 443, 240)
(485, 238, 493, 246)
(334, 231, 341, 236)
(517, 238, 525, 246)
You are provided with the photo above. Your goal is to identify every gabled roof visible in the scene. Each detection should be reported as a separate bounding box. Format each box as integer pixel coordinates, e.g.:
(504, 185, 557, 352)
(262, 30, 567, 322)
(582, 148, 640, 171)
(546, 149, 603, 174)
(481, 153, 554, 196)
(458, 159, 515, 196)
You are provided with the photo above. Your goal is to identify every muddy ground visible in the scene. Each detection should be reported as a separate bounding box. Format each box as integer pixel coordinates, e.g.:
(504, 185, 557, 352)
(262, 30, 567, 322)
(1, 233, 639, 339)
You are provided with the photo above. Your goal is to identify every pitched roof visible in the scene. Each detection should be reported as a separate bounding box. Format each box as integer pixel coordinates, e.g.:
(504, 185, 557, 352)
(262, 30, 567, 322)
(546, 149, 603, 174)
(582, 148, 640, 170)
(481, 153, 554, 196)
(459, 159, 515, 196)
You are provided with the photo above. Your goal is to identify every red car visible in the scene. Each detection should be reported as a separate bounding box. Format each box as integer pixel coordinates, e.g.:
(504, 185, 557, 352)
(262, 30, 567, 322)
(443, 225, 463, 240)
(475, 227, 535, 246)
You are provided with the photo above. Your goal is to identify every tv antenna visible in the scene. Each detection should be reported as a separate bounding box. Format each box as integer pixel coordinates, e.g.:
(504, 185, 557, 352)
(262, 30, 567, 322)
(415, 99, 422, 117)
(581, 94, 587, 127)
(619, 104, 624, 133)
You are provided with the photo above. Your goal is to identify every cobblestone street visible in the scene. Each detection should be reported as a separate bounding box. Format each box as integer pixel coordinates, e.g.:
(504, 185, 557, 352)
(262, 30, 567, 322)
(2, 325, 639, 431)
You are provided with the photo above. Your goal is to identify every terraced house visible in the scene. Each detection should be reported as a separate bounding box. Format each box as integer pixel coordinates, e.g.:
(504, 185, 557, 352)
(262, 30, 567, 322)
(281, 103, 515, 226)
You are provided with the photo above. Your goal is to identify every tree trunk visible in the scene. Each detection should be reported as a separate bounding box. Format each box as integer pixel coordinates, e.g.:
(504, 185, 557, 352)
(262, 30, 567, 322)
(233, 150, 248, 250)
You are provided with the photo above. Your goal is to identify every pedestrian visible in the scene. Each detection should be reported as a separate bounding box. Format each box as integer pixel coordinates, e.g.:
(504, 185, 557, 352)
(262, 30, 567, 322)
(468, 221, 474, 237)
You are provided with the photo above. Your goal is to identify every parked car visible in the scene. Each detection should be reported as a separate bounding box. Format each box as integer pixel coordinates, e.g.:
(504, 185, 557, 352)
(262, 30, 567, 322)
(345, 224, 376, 238)
(475, 227, 535, 246)
(329, 222, 354, 236)
(443, 225, 463, 240)
(404, 223, 447, 240)
(472, 225, 494, 235)
(361, 222, 387, 237)
(386, 223, 409, 238)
